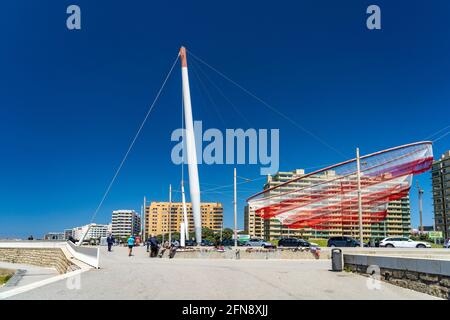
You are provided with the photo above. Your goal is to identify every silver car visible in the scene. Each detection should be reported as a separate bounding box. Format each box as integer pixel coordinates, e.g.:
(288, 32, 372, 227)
(244, 238, 275, 248)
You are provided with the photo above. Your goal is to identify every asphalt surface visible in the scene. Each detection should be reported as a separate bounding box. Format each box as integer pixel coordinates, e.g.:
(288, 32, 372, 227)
(6, 246, 439, 300)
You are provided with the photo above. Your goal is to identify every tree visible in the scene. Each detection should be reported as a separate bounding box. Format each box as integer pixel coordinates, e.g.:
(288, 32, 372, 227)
(222, 228, 233, 240)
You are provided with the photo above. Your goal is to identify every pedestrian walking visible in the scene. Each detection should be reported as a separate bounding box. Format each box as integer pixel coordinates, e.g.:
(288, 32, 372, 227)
(107, 234, 115, 252)
(146, 237, 152, 252)
(127, 235, 135, 257)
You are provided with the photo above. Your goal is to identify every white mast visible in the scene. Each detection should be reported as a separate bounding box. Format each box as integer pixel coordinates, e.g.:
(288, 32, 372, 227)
(180, 47, 202, 244)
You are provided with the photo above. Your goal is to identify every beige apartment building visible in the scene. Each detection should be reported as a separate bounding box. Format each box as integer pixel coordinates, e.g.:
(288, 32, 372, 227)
(432, 151, 450, 239)
(244, 169, 411, 241)
(144, 202, 223, 237)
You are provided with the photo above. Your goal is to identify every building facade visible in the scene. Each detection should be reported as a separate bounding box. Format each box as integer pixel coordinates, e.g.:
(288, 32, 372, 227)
(71, 224, 111, 241)
(111, 210, 141, 239)
(245, 169, 411, 241)
(144, 202, 223, 238)
(64, 229, 73, 240)
(44, 232, 65, 240)
(432, 151, 450, 239)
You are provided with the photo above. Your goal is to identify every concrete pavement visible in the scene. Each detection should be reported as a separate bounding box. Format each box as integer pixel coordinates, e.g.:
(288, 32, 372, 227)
(4, 245, 440, 300)
(0, 262, 58, 293)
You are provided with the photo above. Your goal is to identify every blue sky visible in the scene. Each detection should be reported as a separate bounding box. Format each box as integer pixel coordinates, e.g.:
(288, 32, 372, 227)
(0, 1, 449, 238)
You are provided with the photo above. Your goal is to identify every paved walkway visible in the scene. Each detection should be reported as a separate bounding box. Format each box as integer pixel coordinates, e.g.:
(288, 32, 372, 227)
(6, 246, 439, 300)
(0, 262, 58, 293)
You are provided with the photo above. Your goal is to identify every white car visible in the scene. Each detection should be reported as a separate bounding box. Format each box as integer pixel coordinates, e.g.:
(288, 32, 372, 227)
(379, 237, 431, 248)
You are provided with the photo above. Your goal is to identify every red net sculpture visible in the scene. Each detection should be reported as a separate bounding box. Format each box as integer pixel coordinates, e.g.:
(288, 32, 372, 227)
(247, 142, 433, 230)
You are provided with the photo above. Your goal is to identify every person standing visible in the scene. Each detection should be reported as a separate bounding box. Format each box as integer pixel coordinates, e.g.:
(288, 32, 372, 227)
(107, 234, 115, 252)
(127, 235, 135, 257)
(149, 234, 159, 258)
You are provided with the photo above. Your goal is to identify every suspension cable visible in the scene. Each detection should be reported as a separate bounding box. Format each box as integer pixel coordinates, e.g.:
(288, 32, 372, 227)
(89, 53, 180, 223)
(186, 49, 349, 159)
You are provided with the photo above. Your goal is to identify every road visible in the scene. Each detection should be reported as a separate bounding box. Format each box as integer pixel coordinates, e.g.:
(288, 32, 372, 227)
(6, 246, 439, 300)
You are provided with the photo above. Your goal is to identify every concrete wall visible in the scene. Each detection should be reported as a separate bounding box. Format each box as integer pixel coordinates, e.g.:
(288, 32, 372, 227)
(344, 254, 450, 299)
(0, 241, 99, 269)
(0, 248, 78, 274)
(172, 247, 325, 260)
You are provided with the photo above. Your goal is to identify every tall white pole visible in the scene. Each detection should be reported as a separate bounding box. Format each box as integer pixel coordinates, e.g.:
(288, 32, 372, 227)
(417, 181, 424, 233)
(180, 47, 202, 244)
(234, 168, 238, 248)
(140, 204, 144, 243)
(180, 222, 186, 247)
(169, 184, 172, 244)
(356, 147, 364, 247)
(143, 196, 147, 241)
(181, 180, 190, 239)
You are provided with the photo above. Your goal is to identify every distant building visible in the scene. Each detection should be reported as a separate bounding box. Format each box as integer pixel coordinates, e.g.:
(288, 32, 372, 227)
(71, 224, 110, 241)
(246, 169, 411, 241)
(111, 210, 141, 239)
(87, 224, 110, 239)
(144, 202, 223, 238)
(244, 204, 264, 239)
(44, 232, 65, 240)
(432, 151, 450, 239)
(64, 229, 73, 240)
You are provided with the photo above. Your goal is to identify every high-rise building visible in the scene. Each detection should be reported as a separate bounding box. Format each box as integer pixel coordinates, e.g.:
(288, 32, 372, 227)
(111, 210, 141, 239)
(144, 202, 223, 238)
(244, 204, 264, 238)
(432, 151, 450, 239)
(245, 169, 411, 241)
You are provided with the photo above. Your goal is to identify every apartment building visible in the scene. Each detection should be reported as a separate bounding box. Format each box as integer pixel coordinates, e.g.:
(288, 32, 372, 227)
(111, 210, 141, 238)
(144, 202, 223, 238)
(432, 151, 450, 239)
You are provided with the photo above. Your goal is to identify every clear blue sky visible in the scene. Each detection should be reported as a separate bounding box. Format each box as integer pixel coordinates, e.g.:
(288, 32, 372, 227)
(0, 1, 449, 238)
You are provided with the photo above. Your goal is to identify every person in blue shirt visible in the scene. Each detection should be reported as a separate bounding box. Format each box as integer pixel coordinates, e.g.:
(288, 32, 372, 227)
(127, 235, 135, 257)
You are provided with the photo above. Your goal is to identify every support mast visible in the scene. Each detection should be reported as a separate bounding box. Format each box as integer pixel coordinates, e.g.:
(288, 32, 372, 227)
(180, 47, 202, 244)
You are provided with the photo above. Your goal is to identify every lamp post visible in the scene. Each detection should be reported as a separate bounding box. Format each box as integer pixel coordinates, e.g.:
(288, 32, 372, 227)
(356, 147, 364, 247)
(234, 168, 238, 249)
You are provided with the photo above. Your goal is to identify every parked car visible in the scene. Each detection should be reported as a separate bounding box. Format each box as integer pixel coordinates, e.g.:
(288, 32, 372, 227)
(379, 237, 431, 248)
(185, 239, 197, 246)
(201, 239, 214, 246)
(327, 236, 368, 247)
(278, 237, 313, 248)
(244, 238, 276, 249)
(220, 239, 243, 247)
(444, 238, 450, 249)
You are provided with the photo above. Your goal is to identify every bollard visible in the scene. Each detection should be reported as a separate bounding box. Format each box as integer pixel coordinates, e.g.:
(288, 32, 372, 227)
(331, 248, 343, 271)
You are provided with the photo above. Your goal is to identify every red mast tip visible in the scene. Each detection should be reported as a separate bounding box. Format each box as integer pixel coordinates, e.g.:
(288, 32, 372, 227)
(180, 47, 187, 67)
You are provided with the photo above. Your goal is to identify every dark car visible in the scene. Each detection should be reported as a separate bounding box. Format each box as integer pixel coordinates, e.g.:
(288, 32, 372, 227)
(327, 236, 368, 247)
(278, 238, 312, 248)
(185, 240, 197, 246)
(201, 239, 214, 246)
(220, 239, 243, 247)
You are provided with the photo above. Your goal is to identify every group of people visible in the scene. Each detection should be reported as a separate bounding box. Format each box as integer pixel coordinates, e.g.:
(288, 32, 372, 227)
(146, 235, 179, 258)
(105, 233, 179, 258)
